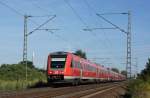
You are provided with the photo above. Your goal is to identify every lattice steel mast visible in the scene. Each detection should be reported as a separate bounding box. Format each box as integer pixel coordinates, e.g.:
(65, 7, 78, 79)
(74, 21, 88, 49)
(23, 15, 56, 81)
(126, 11, 132, 78)
(23, 15, 32, 81)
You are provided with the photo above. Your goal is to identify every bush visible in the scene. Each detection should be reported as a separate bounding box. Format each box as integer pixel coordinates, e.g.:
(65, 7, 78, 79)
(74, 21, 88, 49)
(0, 63, 47, 90)
(127, 79, 150, 98)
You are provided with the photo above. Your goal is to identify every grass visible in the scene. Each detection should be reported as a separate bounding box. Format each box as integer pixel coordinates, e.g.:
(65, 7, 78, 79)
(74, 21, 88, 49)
(127, 79, 150, 98)
(0, 63, 47, 91)
(0, 79, 47, 91)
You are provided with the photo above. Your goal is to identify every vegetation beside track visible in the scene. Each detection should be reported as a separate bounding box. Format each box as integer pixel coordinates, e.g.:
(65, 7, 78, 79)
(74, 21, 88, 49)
(0, 62, 46, 90)
(126, 58, 150, 98)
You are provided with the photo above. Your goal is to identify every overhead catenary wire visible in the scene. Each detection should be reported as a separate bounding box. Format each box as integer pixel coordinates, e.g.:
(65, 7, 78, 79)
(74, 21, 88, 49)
(0, 0, 55, 31)
(29, 0, 54, 14)
(29, 15, 55, 18)
(0, 0, 23, 16)
(83, 0, 116, 49)
(27, 16, 80, 51)
(27, 15, 56, 36)
(64, 0, 117, 67)
(83, 0, 97, 13)
(64, 0, 112, 49)
(82, 0, 124, 68)
(64, 0, 102, 37)
(1, 0, 125, 69)
(96, 13, 127, 34)
(26, 0, 82, 50)
(63, 0, 108, 45)
(28, 0, 98, 51)
(98, 12, 128, 15)
(0, 0, 78, 67)
(63, 0, 88, 27)
(64, 0, 109, 53)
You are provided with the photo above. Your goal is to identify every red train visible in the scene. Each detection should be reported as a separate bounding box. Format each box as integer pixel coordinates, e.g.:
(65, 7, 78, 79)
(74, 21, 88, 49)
(47, 52, 126, 85)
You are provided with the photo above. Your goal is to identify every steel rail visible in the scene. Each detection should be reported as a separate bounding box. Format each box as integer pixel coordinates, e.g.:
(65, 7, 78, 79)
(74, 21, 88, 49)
(0, 82, 125, 98)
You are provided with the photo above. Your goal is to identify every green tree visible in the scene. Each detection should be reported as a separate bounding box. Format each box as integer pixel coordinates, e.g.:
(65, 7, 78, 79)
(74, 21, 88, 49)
(121, 70, 127, 76)
(140, 58, 150, 81)
(0, 63, 46, 81)
(74, 49, 87, 59)
(19, 60, 35, 69)
(111, 68, 119, 73)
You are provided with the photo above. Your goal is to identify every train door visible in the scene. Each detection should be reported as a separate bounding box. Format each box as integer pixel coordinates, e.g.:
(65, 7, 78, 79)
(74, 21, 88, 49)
(72, 59, 80, 78)
(80, 61, 83, 78)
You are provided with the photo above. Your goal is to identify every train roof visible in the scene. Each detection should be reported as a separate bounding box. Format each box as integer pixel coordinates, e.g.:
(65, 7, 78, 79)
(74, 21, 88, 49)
(49, 51, 68, 55)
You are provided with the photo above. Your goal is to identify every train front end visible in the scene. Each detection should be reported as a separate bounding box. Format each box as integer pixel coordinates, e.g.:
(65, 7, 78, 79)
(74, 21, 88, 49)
(47, 52, 72, 83)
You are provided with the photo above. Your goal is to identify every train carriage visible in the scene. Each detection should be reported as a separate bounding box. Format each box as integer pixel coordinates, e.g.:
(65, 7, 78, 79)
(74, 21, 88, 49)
(47, 51, 125, 85)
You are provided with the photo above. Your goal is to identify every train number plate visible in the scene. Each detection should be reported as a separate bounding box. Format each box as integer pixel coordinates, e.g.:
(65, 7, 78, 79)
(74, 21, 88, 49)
(54, 71, 59, 74)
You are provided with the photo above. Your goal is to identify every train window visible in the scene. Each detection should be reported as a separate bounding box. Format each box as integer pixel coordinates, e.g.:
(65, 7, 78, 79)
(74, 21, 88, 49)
(71, 60, 74, 68)
(75, 61, 78, 68)
(80, 63, 83, 69)
(73, 61, 77, 68)
(77, 62, 79, 68)
(84, 64, 87, 70)
(90, 65, 92, 71)
(88, 65, 94, 72)
(78, 62, 81, 69)
(87, 64, 89, 71)
(87, 64, 89, 70)
(51, 61, 65, 69)
(90, 65, 91, 71)
(73, 61, 79, 68)
(50, 57, 66, 69)
(84, 64, 86, 70)
(89, 65, 91, 71)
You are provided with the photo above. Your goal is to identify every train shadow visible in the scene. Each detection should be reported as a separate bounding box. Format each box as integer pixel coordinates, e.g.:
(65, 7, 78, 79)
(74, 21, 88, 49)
(28, 81, 119, 89)
(28, 81, 48, 88)
(48, 83, 73, 88)
(28, 81, 97, 89)
(48, 82, 104, 88)
(28, 81, 74, 88)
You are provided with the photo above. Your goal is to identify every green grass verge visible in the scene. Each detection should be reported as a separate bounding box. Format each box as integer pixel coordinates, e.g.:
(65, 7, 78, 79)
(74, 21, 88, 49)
(0, 79, 47, 91)
(127, 79, 150, 98)
(0, 63, 47, 91)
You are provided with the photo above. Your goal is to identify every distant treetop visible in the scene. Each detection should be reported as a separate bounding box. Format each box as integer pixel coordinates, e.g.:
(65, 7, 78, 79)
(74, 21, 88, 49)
(74, 49, 87, 59)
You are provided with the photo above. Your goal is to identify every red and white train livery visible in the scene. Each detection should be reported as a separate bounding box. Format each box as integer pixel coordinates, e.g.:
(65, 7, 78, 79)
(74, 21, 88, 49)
(47, 52, 125, 85)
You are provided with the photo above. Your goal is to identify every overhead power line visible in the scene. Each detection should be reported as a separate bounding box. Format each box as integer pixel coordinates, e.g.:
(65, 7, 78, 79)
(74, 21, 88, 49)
(64, 0, 118, 67)
(27, 15, 56, 36)
(98, 12, 128, 15)
(24, 0, 81, 50)
(96, 13, 127, 34)
(29, 15, 55, 18)
(29, 0, 53, 14)
(64, 0, 107, 41)
(83, 0, 97, 13)
(63, 0, 87, 26)
(28, 16, 80, 51)
(0, 0, 23, 16)
(82, 0, 119, 67)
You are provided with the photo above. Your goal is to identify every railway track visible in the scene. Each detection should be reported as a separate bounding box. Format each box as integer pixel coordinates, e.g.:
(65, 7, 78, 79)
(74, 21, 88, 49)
(0, 82, 126, 98)
(52, 82, 125, 98)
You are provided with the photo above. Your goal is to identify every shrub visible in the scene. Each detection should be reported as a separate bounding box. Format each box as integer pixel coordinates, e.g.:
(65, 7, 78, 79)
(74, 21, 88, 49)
(0, 63, 47, 91)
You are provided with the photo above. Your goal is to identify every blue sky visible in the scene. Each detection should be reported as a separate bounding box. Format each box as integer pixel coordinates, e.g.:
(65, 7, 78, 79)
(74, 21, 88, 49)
(0, 0, 149, 74)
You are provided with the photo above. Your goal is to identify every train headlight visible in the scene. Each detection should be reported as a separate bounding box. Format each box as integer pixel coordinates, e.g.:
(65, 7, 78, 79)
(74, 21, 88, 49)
(49, 71, 53, 74)
(61, 71, 64, 74)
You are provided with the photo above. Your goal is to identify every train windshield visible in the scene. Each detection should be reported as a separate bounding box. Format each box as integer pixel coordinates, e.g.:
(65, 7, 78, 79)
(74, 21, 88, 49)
(51, 58, 66, 69)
